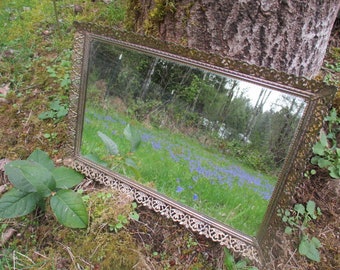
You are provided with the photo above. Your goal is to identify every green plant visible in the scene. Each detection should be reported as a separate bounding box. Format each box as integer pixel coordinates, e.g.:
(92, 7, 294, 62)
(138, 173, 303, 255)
(38, 98, 68, 123)
(129, 202, 140, 221)
(277, 200, 322, 262)
(109, 202, 139, 232)
(0, 149, 88, 229)
(186, 235, 198, 248)
(325, 61, 340, 72)
(323, 62, 340, 85)
(45, 49, 72, 91)
(43, 132, 57, 141)
(46, 59, 72, 89)
(88, 124, 142, 179)
(311, 108, 340, 178)
(223, 248, 258, 270)
(303, 169, 316, 179)
(109, 214, 128, 232)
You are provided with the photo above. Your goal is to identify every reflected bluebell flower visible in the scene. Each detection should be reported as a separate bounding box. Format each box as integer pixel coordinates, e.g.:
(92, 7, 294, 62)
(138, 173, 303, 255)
(176, 186, 184, 193)
(151, 141, 161, 150)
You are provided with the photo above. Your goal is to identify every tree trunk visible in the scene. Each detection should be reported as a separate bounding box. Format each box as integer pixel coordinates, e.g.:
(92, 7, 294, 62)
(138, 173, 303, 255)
(126, 0, 340, 78)
(244, 89, 270, 141)
(140, 57, 158, 100)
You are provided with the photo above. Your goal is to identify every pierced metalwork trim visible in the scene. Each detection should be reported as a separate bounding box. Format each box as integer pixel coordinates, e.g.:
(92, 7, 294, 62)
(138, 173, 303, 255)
(66, 31, 85, 157)
(71, 158, 262, 266)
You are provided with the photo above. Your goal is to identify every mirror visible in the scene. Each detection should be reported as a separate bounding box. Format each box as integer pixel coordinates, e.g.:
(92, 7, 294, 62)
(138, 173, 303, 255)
(81, 39, 305, 237)
(68, 22, 336, 266)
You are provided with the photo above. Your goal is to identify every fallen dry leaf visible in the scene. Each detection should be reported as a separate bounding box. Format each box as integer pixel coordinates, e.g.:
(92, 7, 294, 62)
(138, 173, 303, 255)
(1, 227, 16, 246)
(0, 83, 10, 97)
(0, 158, 10, 184)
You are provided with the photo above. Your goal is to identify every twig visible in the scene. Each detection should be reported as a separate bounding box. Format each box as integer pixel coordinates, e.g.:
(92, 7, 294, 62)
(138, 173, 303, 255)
(13, 250, 35, 269)
(282, 248, 297, 269)
(33, 251, 49, 259)
(58, 241, 76, 266)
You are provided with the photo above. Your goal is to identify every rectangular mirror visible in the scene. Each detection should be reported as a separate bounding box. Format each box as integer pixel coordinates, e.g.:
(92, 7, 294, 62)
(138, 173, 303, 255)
(67, 22, 336, 267)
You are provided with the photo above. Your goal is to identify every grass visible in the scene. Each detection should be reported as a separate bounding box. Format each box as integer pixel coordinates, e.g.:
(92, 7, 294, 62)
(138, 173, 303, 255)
(81, 101, 275, 236)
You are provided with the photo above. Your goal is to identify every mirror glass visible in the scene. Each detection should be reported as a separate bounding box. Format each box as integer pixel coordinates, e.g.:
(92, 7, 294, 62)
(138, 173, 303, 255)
(80, 39, 306, 236)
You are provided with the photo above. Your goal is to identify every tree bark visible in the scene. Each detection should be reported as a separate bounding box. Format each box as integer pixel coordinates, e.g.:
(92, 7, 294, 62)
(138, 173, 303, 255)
(126, 0, 340, 78)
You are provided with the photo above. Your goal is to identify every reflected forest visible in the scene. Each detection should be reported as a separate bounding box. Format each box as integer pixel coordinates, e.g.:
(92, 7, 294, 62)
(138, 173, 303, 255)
(81, 40, 305, 235)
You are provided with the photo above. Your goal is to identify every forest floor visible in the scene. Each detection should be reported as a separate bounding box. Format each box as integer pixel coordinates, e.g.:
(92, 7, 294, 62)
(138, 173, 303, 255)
(0, 1, 339, 269)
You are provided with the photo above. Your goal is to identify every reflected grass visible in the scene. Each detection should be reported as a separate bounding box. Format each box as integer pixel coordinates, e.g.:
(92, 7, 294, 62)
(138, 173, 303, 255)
(81, 104, 275, 236)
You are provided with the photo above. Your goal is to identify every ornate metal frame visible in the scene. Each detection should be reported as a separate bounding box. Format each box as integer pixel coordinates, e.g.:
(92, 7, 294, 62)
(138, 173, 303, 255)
(66, 22, 336, 267)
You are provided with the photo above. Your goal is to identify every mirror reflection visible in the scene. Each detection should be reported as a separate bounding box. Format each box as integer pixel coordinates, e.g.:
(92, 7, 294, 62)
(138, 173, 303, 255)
(81, 39, 305, 236)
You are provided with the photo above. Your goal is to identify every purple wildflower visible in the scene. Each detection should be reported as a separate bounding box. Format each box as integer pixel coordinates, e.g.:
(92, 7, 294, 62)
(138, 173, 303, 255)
(193, 194, 198, 201)
(176, 186, 184, 193)
(151, 141, 162, 150)
(104, 115, 115, 122)
(141, 133, 153, 142)
(168, 148, 180, 162)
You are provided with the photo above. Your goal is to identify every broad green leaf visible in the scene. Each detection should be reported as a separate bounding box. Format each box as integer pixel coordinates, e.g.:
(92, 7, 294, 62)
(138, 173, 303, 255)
(60, 76, 71, 88)
(56, 106, 68, 118)
(123, 124, 141, 152)
(28, 149, 54, 170)
(336, 148, 340, 157)
(52, 166, 84, 189)
(115, 223, 124, 230)
(299, 236, 321, 262)
(310, 156, 319, 165)
(5, 160, 56, 197)
(311, 237, 322, 248)
(50, 190, 88, 228)
(317, 158, 332, 168)
(294, 204, 305, 215)
(38, 111, 55, 120)
(97, 131, 119, 155)
(284, 226, 293, 235)
(36, 197, 47, 212)
(306, 200, 316, 218)
(312, 142, 325, 156)
(129, 211, 139, 221)
(329, 166, 340, 178)
(325, 108, 338, 123)
(49, 100, 62, 111)
(319, 130, 328, 148)
(0, 188, 39, 218)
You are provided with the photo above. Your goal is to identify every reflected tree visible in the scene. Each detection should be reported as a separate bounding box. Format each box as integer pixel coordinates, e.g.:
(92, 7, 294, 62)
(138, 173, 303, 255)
(87, 41, 305, 173)
(244, 89, 271, 142)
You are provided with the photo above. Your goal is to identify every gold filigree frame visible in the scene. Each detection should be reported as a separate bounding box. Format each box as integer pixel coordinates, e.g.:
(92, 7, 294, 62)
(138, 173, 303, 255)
(66, 22, 336, 267)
